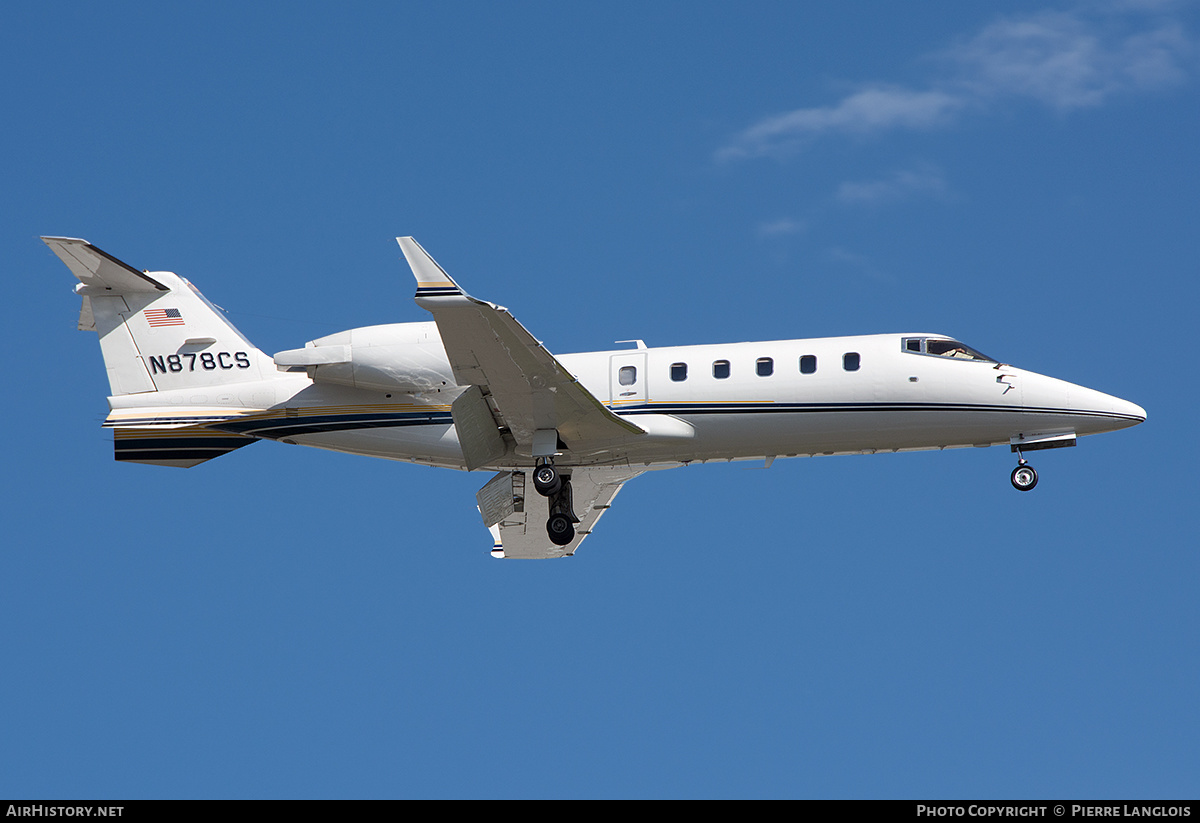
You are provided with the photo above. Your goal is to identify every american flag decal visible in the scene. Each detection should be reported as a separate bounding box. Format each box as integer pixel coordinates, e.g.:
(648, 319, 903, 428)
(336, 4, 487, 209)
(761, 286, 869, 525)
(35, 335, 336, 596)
(144, 308, 185, 327)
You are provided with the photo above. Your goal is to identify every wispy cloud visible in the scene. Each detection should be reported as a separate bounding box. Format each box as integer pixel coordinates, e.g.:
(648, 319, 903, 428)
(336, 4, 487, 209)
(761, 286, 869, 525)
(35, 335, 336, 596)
(826, 247, 891, 282)
(943, 10, 1191, 109)
(757, 217, 808, 237)
(834, 165, 949, 206)
(719, 88, 961, 160)
(719, 6, 1193, 159)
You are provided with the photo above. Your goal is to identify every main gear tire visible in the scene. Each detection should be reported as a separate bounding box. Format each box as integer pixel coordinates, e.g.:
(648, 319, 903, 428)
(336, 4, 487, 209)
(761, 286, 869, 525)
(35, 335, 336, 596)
(533, 464, 562, 497)
(547, 513, 575, 546)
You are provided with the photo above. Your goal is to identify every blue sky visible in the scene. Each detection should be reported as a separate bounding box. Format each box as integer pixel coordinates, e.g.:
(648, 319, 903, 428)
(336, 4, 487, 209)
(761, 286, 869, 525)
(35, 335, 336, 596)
(3, 1, 1197, 798)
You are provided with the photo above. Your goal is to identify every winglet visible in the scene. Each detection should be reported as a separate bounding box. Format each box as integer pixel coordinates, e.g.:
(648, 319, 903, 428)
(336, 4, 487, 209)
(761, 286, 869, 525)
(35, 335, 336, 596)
(396, 237, 465, 299)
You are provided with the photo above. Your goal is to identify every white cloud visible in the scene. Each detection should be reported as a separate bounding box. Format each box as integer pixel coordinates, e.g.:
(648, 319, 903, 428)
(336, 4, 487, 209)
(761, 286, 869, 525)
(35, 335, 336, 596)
(719, 88, 961, 160)
(835, 165, 948, 206)
(826, 247, 891, 282)
(719, 6, 1193, 159)
(757, 217, 808, 237)
(943, 10, 1191, 109)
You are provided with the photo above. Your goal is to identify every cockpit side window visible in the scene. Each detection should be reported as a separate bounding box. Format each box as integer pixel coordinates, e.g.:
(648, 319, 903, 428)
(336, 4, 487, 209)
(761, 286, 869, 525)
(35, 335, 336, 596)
(902, 337, 995, 363)
(926, 339, 993, 361)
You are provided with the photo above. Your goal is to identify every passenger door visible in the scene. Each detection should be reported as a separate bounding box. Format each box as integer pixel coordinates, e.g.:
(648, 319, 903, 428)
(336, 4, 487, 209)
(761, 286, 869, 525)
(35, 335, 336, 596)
(609, 353, 647, 406)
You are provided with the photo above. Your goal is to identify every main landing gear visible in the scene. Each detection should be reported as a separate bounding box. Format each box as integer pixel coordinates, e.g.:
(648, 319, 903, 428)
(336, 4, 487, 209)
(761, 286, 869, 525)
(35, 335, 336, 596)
(1010, 450, 1039, 492)
(534, 459, 578, 546)
(532, 462, 562, 496)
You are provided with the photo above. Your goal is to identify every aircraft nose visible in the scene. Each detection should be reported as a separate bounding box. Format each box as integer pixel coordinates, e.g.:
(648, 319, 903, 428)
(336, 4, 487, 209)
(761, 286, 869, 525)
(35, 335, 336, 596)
(1020, 370, 1145, 435)
(1071, 383, 1146, 432)
(1114, 396, 1147, 424)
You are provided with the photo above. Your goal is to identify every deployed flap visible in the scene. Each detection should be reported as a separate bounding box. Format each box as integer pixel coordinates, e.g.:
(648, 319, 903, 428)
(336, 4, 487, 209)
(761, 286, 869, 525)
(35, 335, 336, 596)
(397, 237, 643, 452)
(480, 466, 641, 559)
(453, 385, 509, 470)
(42, 237, 167, 293)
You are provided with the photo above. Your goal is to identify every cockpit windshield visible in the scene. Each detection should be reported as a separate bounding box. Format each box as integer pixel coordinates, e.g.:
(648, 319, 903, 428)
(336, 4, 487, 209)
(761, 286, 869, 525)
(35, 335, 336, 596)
(902, 337, 995, 363)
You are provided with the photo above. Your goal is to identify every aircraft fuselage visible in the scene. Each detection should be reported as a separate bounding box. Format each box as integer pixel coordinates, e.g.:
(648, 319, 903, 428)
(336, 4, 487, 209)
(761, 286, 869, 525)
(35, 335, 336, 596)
(115, 324, 1142, 472)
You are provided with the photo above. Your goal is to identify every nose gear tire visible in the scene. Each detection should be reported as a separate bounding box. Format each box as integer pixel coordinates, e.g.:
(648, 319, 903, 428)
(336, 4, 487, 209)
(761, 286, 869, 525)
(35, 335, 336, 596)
(1011, 464, 1038, 491)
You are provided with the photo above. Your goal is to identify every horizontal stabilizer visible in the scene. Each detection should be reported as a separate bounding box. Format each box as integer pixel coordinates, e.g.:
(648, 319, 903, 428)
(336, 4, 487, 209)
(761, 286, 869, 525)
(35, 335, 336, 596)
(42, 237, 167, 293)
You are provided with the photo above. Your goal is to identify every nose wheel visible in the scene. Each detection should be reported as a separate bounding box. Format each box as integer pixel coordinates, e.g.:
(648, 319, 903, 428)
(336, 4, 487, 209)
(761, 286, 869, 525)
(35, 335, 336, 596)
(1010, 459, 1038, 492)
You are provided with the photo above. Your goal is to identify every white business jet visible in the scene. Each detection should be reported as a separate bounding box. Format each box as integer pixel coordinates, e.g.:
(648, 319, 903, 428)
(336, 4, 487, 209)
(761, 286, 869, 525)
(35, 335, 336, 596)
(45, 236, 1145, 558)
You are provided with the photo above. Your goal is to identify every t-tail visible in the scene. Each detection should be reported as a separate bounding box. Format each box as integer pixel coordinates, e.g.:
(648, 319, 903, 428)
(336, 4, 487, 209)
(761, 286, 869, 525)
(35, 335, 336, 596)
(44, 237, 284, 467)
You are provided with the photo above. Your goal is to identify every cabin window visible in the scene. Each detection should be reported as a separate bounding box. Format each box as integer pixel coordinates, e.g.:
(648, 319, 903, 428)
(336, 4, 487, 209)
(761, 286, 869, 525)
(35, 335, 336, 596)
(713, 360, 730, 379)
(670, 362, 688, 382)
(756, 357, 774, 377)
(843, 352, 860, 371)
(618, 366, 637, 386)
(799, 355, 817, 374)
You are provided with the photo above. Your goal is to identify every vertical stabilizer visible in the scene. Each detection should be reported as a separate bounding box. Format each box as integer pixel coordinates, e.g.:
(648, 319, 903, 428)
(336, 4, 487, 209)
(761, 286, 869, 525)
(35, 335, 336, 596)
(43, 237, 276, 396)
(44, 236, 284, 467)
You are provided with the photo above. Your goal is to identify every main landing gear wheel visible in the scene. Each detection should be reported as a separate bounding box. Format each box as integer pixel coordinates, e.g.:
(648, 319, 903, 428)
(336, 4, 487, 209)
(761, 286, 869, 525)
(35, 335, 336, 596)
(534, 461, 577, 546)
(547, 513, 576, 546)
(533, 462, 562, 497)
(1011, 463, 1038, 492)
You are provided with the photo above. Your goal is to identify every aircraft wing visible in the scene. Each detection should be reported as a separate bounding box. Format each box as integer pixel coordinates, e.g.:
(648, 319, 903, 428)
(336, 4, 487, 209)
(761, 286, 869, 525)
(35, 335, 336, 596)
(477, 466, 641, 558)
(397, 237, 643, 455)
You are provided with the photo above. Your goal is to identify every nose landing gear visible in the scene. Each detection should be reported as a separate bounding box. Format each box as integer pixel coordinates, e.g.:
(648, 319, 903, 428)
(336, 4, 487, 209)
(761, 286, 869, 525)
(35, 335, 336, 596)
(533, 459, 578, 546)
(1010, 452, 1038, 492)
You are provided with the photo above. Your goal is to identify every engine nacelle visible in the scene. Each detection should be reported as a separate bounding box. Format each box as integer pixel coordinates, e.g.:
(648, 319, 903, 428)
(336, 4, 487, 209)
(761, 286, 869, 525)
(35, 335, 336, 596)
(274, 322, 457, 394)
